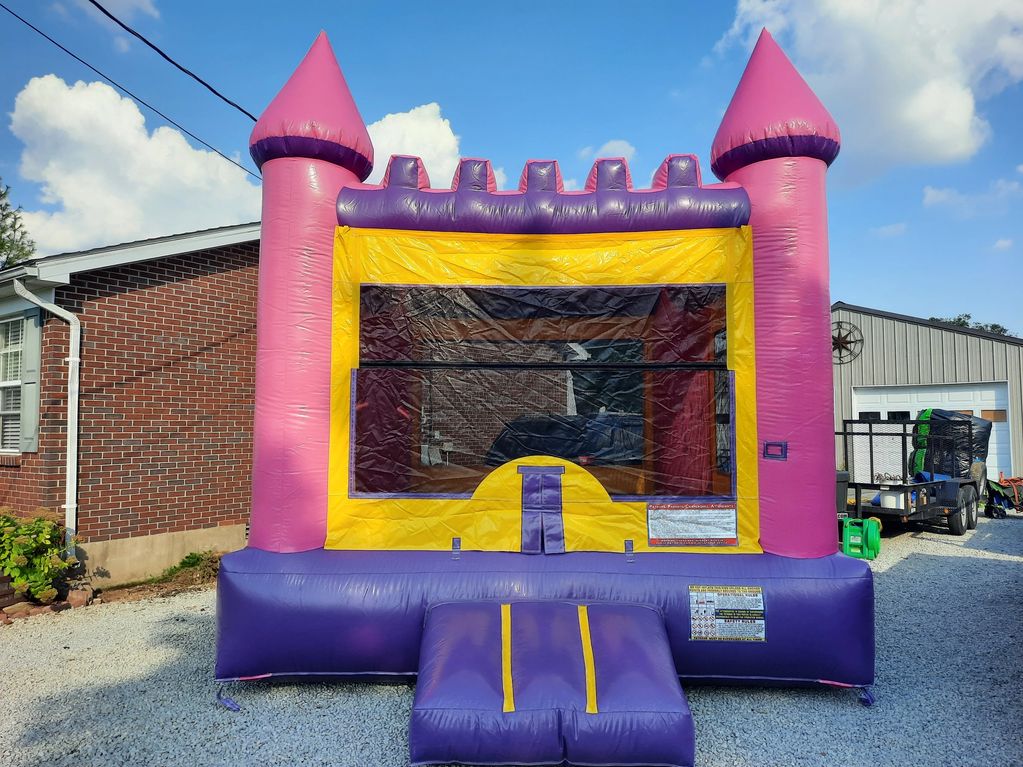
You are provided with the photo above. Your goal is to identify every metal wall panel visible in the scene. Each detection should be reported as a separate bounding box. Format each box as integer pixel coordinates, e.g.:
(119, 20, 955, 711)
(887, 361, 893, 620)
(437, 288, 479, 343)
(831, 305, 1023, 475)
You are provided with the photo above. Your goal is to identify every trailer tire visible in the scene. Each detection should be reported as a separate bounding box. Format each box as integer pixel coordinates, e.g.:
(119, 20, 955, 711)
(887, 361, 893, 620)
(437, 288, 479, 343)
(949, 486, 970, 535)
(964, 485, 979, 530)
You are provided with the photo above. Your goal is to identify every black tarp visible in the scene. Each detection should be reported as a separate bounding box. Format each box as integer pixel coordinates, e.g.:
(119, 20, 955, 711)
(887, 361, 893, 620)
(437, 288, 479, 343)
(912, 408, 992, 479)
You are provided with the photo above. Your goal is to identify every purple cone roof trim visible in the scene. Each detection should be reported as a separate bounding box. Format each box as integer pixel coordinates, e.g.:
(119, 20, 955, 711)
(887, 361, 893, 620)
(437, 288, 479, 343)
(337, 155, 751, 234)
(712, 134, 840, 179)
(711, 29, 840, 180)
(250, 136, 373, 181)
(249, 32, 374, 177)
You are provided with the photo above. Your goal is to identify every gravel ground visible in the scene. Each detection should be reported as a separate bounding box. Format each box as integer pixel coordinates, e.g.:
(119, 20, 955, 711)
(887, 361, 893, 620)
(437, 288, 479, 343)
(2, 516, 1021, 767)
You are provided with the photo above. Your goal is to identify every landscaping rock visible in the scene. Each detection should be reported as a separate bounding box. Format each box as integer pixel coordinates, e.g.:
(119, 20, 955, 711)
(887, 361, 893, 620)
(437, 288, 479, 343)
(67, 587, 93, 608)
(0, 592, 25, 609)
(2, 601, 31, 615)
(29, 606, 53, 616)
(51, 601, 70, 612)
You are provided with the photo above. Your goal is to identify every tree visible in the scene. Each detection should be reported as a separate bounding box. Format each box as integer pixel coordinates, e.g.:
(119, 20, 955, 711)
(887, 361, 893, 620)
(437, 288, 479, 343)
(930, 313, 1014, 337)
(0, 179, 35, 269)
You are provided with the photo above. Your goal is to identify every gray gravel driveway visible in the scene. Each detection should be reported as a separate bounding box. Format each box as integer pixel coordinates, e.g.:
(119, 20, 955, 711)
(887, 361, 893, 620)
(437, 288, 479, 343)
(2, 516, 1022, 766)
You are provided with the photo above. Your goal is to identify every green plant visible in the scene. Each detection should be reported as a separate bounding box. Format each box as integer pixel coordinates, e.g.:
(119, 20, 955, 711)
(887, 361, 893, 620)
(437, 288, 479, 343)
(158, 550, 218, 581)
(0, 511, 75, 603)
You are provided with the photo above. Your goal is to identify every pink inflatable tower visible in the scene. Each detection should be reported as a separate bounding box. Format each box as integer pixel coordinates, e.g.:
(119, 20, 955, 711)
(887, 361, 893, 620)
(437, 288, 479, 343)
(711, 30, 841, 558)
(247, 33, 374, 552)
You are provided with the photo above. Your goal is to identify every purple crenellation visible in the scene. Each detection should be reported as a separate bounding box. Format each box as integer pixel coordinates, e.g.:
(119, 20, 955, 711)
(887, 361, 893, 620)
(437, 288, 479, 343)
(337, 155, 751, 234)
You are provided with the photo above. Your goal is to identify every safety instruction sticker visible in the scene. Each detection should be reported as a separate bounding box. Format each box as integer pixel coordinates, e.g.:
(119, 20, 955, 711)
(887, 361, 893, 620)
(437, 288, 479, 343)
(688, 585, 766, 642)
(647, 502, 737, 547)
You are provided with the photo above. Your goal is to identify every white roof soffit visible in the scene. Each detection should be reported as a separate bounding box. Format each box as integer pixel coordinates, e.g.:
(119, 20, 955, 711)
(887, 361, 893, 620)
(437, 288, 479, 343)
(0, 222, 261, 290)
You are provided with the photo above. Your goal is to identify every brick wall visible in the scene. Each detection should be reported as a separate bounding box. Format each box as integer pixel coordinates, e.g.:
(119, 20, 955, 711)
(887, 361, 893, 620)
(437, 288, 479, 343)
(0, 242, 259, 543)
(423, 341, 568, 462)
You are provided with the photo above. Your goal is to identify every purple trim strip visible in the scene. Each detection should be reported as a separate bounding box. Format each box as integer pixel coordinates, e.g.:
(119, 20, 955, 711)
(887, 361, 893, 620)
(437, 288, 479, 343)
(251, 136, 373, 180)
(338, 156, 749, 233)
(517, 465, 566, 475)
(711, 135, 840, 180)
(519, 466, 566, 554)
(611, 494, 736, 502)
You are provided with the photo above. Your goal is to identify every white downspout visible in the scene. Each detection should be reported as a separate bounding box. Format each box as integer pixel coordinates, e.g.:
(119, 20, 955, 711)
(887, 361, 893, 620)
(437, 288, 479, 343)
(12, 279, 80, 551)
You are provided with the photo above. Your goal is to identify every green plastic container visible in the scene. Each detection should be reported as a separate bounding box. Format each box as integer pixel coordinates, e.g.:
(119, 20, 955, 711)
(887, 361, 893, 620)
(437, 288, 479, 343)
(842, 517, 881, 561)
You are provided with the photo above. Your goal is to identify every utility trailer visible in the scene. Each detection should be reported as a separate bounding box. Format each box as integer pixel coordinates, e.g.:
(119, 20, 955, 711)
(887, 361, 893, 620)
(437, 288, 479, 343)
(836, 411, 992, 536)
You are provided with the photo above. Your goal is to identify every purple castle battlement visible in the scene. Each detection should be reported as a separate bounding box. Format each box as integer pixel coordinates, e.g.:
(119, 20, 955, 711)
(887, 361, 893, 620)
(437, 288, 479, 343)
(337, 154, 751, 234)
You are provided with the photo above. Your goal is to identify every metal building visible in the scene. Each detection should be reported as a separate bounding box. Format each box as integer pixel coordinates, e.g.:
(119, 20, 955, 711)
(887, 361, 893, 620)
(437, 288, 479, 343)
(831, 302, 1022, 478)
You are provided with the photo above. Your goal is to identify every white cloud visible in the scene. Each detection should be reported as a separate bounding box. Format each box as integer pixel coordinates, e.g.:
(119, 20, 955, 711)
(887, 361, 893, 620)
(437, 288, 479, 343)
(71, 0, 158, 52)
(366, 103, 461, 186)
(922, 178, 1021, 216)
(719, 1, 1023, 175)
(922, 186, 963, 206)
(870, 222, 907, 238)
(10, 75, 260, 254)
(563, 178, 580, 191)
(73, 0, 158, 21)
(577, 140, 637, 162)
(1017, 163, 1023, 174)
(993, 238, 1013, 250)
(594, 140, 636, 162)
(493, 167, 507, 190)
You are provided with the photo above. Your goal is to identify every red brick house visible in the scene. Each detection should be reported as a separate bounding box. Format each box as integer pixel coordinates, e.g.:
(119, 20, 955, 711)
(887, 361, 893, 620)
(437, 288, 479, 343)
(0, 222, 259, 584)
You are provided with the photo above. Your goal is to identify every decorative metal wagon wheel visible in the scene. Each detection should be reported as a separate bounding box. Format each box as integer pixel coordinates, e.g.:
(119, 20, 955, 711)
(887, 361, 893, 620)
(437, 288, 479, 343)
(832, 320, 863, 364)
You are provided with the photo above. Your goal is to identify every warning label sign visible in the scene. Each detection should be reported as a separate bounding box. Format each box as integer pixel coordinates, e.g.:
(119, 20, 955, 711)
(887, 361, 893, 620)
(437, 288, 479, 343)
(647, 502, 737, 547)
(688, 585, 766, 642)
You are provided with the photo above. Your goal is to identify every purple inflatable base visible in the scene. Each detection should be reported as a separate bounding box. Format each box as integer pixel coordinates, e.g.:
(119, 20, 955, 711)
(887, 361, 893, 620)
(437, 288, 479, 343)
(215, 548, 874, 687)
(411, 600, 695, 767)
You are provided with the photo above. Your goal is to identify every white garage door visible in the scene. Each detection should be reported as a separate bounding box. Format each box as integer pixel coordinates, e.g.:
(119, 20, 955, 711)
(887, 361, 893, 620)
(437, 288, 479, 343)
(852, 382, 1011, 480)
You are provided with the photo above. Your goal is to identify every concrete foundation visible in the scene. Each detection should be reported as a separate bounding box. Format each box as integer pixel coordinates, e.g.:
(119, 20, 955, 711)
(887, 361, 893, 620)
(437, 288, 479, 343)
(80, 524, 248, 586)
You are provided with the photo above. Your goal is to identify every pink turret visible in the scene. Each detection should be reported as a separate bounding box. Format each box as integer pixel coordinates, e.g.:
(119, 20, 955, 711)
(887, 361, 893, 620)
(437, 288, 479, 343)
(712, 30, 841, 558)
(248, 33, 373, 552)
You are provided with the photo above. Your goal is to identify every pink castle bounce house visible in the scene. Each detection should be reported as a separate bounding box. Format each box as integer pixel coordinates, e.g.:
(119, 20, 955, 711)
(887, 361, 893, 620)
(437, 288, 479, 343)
(216, 28, 873, 767)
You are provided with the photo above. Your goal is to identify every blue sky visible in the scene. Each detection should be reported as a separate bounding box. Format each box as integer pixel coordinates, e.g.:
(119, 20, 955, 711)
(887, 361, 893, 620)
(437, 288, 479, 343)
(2, 0, 1021, 331)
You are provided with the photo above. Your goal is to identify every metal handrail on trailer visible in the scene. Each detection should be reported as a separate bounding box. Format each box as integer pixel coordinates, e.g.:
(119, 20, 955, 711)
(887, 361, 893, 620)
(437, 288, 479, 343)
(836, 418, 977, 529)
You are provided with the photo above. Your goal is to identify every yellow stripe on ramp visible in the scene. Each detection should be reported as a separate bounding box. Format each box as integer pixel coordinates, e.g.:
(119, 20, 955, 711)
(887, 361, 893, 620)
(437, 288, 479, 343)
(577, 605, 598, 714)
(501, 603, 515, 713)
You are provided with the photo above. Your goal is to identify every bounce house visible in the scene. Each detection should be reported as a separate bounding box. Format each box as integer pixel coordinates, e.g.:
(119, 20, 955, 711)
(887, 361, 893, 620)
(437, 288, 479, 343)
(217, 28, 873, 767)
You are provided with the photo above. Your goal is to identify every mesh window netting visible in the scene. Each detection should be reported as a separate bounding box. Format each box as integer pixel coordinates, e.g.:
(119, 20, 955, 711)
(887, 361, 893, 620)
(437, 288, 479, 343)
(354, 285, 734, 498)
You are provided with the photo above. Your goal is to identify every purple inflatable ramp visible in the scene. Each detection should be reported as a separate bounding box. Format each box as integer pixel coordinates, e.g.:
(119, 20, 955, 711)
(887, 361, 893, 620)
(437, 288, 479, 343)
(410, 600, 695, 767)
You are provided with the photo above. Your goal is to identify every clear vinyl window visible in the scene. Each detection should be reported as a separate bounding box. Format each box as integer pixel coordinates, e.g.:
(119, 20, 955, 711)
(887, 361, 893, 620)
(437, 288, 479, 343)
(352, 285, 734, 499)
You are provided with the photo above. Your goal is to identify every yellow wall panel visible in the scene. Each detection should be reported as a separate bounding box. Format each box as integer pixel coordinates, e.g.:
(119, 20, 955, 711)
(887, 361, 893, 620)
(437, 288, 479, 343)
(327, 226, 760, 554)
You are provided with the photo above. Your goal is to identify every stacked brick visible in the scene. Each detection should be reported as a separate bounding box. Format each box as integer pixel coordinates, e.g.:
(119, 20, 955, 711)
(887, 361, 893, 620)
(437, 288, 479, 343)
(0, 242, 259, 545)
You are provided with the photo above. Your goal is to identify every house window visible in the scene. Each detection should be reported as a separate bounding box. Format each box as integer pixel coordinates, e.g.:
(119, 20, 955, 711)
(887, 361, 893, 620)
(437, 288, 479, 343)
(982, 409, 1007, 423)
(887, 410, 911, 421)
(0, 318, 23, 451)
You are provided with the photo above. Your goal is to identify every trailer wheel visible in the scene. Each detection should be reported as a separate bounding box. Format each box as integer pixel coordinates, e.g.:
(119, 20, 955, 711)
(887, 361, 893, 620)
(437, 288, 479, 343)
(964, 485, 979, 530)
(948, 486, 970, 535)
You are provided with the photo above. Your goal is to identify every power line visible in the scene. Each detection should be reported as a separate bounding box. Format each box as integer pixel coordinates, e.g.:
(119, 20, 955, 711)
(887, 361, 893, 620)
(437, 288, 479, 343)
(0, 2, 260, 182)
(86, 0, 257, 122)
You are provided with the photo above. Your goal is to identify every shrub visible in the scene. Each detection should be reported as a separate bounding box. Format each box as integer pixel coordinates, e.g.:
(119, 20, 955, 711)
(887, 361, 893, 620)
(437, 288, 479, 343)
(0, 510, 75, 603)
